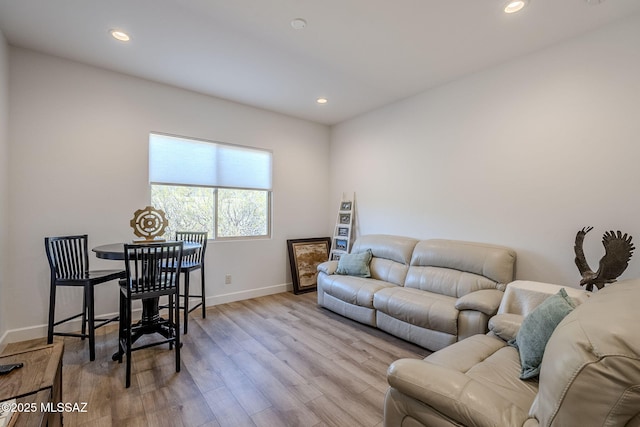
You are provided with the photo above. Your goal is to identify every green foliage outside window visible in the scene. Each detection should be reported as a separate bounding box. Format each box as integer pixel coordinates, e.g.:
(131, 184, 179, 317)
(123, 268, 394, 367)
(218, 189, 269, 237)
(151, 184, 269, 239)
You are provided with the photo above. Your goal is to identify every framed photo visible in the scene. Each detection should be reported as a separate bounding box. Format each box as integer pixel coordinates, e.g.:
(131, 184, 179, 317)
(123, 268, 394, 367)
(340, 201, 352, 211)
(339, 213, 351, 224)
(335, 239, 348, 251)
(337, 227, 349, 237)
(287, 237, 331, 294)
(331, 253, 342, 261)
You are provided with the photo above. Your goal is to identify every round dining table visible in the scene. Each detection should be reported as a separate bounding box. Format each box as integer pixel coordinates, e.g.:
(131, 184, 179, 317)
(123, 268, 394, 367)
(92, 241, 201, 359)
(92, 241, 201, 260)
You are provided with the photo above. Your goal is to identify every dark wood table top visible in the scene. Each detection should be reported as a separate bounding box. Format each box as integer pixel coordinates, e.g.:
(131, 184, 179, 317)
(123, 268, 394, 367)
(92, 241, 201, 260)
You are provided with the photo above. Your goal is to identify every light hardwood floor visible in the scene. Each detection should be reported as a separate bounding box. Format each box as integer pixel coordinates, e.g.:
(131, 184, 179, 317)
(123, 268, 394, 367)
(2, 292, 429, 427)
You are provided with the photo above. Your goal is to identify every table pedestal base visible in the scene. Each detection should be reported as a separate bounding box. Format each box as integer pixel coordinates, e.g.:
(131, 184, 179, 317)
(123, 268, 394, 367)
(112, 298, 179, 361)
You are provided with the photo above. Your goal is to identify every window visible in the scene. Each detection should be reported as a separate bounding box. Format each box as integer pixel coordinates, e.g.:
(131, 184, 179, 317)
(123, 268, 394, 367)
(149, 133, 272, 240)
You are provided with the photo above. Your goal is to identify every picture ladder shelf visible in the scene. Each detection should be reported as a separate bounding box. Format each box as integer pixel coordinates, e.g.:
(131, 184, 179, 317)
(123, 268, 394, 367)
(330, 192, 355, 260)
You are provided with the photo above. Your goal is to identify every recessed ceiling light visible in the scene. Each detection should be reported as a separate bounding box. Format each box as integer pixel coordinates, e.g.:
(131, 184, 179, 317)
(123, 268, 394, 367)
(110, 29, 130, 42)
(316, 97, 328, 104)
(504, 0, 528, 13)
(291, 18, 307, 30)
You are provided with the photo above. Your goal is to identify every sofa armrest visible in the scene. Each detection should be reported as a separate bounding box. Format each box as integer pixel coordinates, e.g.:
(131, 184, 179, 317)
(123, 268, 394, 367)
(455, 289, 504, 316)
(387, 358, 529, 427)
(488, 313, 524, 342)
(317, 260, 338, 275)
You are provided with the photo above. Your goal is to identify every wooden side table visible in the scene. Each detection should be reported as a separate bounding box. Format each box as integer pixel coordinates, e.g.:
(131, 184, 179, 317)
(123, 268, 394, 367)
(0, 343, 64, 427)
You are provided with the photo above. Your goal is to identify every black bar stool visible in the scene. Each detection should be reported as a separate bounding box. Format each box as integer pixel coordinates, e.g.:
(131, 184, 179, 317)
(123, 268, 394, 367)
(45, 234, 125, 361)
(118, 241, 183, 388)
(173, 231, 208, 334)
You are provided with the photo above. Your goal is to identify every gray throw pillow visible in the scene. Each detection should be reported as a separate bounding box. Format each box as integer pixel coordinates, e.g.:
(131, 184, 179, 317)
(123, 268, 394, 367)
(509, 288, 576, 379)
(335, 249, 373, 277)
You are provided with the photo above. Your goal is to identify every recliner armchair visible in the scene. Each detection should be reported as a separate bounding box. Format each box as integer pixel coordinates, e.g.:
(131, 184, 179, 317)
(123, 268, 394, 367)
(384, 279, 640, 426)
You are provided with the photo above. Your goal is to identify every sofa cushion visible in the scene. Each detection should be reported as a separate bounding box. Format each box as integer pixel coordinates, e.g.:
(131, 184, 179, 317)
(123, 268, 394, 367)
(427, 335, 539, 412)
(405, 266, 499, 298)
(410, 239, 516, 285)
(350, 235, 417, 285)
(321, 274, 395, 309)
(351, 234, 417, 265)
(368, 258, 410, 286)
(387, 334, 538, 426)
(374, 287, 458, 335)
(335, 249, 373, 277)
(510, 288, 576, 379)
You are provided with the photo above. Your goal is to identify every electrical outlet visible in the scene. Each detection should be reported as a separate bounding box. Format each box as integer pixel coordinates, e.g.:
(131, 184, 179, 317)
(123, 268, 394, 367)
(225, 274, 232, 285)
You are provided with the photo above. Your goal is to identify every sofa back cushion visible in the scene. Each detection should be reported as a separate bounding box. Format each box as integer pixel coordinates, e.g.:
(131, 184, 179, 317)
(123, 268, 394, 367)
(530, 279, 640, 426)
(405, 239, 516, 297)
(351, 235, 418, 286)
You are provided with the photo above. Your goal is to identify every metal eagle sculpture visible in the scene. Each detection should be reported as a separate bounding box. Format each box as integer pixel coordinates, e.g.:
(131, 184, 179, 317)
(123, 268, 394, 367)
(574, 226, 635, 291)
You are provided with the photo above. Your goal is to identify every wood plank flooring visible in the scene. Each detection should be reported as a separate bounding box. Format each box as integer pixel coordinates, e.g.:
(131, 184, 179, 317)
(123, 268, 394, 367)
(2, 292, 430, 427)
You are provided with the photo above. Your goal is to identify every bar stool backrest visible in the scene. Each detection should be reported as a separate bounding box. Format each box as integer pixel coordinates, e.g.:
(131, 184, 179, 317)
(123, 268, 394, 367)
(175, 231, 207, 266)
(123, 242, 183, 297)
(45, 234, 90, 279)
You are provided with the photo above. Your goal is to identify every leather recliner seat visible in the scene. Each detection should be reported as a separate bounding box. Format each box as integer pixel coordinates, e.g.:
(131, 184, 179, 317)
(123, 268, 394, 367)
(384, 279, 640, 426)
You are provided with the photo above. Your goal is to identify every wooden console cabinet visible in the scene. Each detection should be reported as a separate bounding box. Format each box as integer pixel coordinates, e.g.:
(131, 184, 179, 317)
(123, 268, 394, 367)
(0, 343, 64, 427)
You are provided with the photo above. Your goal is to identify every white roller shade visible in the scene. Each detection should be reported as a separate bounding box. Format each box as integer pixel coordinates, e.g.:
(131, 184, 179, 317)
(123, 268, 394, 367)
(149, 133, 272, 190)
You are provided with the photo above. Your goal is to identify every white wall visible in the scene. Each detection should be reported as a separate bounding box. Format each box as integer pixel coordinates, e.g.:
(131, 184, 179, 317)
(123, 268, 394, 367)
(6, 48, 330, 342)
(331, 14, 640, 287)
(0, 31, 9, 345)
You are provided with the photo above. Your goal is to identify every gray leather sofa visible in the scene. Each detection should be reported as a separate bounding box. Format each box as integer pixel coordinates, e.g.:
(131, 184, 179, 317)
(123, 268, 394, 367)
(317, 234, 516, 351)
(384, 279, 640, 426)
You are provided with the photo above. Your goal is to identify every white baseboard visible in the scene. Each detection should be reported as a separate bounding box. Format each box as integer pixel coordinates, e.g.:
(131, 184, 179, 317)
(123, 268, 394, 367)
(0, 310, 123, 347)
(0, 283, 291, 348)
(206, 283, 290, 306)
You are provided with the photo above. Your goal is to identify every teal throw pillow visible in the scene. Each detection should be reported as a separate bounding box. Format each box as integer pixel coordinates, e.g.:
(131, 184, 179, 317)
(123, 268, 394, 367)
(335, 249, 373, 278)
(509, 288, 576, 380)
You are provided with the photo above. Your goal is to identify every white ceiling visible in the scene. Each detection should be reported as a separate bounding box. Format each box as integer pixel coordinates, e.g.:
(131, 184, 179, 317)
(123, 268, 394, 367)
(1, 0, 639, 125)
